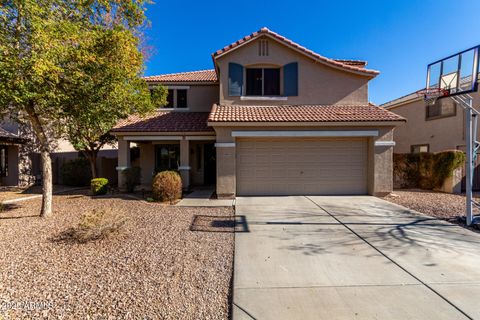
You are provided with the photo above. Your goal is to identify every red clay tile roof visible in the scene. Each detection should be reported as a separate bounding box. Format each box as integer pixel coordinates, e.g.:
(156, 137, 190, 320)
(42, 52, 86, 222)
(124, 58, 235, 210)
(212, 28, 378, 77)
(334, 59, 367, 68)
(112, 111, 213, 132)
(143, 70, 217, 83)
(208, 104, 405, 123)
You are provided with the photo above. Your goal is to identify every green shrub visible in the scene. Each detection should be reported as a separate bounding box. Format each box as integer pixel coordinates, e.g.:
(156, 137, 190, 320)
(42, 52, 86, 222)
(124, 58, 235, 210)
(91, 178, 109, 195)
(152, 170, 182, 203)
(122, 166, 141, 193)
(432, 151, 465, 187)
(393, 151, 465, 189)
(61, 158, 92, 186)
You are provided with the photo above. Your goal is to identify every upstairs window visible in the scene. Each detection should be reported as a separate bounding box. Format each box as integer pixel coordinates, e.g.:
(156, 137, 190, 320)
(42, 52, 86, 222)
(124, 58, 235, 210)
(228, 62, 297, 97)
(176, 89, 187, 108)
(411, 144, 429, 154)
(166, 89, 174, 107)
(246, 68, 280, 96)
(159, 88, 188, 109)
(426, 99, 456, 120)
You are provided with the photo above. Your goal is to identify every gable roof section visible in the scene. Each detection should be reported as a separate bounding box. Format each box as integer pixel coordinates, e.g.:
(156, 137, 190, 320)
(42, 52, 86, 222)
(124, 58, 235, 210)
(212, 27, 379, 77)
(143, 70, 217, 83)
(208, 104, 405, 123)
(112, 111, 213, 133)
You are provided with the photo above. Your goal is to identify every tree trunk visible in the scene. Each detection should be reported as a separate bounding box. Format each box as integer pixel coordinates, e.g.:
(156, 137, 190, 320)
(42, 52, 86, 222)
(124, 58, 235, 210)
(24, 102, 54, 218)
(40, 150, 53, 217)
(83, 150, 98, 178)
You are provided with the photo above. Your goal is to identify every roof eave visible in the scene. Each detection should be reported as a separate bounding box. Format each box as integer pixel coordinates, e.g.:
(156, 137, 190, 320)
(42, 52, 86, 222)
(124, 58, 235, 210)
(146, 81, 219, 86)
(207, 120, 406, 127)
(111, 131, 215, 136)
(382, 95, 423, 109)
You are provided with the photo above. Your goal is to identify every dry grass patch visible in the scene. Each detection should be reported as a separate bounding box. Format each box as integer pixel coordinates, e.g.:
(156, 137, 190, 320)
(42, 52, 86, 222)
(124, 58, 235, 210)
(53, 208, 126, 243)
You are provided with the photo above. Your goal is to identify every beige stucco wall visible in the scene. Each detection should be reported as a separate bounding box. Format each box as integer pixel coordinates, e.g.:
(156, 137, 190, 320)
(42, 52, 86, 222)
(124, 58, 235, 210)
(212, 125, 396, 197)
(387, 91, 480, 153)
(216, 36, 371, 106)
(138, 142, 155, 185)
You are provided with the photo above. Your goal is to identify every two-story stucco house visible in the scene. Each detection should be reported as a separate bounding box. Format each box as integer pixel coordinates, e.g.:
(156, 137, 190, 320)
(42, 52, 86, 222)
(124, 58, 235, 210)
(112, 28, 405, 197)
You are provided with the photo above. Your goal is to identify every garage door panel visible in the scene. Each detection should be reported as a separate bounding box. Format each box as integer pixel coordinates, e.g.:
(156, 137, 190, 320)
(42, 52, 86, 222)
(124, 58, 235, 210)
(237, 138, 368, 196)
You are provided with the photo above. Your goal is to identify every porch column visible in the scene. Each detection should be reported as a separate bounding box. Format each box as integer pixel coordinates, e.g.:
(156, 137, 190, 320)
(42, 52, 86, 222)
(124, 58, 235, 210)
(117, 137, 131, 191)
(179, 138, 190, 190)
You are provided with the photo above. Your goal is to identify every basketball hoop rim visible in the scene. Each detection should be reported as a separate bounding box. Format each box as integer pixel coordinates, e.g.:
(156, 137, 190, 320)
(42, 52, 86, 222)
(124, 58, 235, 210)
(416, 88, 450, 103)
(415, 88, 450, 97)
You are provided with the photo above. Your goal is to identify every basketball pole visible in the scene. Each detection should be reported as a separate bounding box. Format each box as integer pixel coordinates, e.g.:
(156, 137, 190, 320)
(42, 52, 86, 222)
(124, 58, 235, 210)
(452, 94, 478, 226)
(466, 98, 473, 226)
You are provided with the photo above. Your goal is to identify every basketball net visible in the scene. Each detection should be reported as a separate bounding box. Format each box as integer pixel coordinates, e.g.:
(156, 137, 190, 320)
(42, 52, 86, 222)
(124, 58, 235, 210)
(416, 88, 450, 105)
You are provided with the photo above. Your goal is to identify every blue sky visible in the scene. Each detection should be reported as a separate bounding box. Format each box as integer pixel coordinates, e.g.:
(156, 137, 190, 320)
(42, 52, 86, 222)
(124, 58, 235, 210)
(143, 0, 480, 105)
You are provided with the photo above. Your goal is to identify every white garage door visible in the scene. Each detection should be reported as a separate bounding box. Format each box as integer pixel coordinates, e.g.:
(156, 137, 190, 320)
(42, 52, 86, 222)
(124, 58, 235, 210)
(236, 138, 368, 196)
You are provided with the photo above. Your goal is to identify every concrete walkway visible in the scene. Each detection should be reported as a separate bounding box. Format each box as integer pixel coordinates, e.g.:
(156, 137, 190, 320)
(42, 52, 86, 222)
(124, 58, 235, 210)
(176, 187, 234, 207)
(1, 187, 88, 205)
(233, 196, 480, 320)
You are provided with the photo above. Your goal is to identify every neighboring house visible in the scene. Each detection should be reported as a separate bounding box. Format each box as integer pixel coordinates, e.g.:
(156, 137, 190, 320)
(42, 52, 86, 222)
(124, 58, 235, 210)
(49, 139, 118, 185)
(0, 126, 28, 186)
(1, 120, 118, 187)
(382, 90, 480, 154)
(383, 89, 480, 192)
(112, 27, 405, 197)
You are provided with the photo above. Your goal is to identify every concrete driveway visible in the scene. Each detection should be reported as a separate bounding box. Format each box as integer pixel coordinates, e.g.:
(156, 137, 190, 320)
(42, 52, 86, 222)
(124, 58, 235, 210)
(233, 196, 480, 320)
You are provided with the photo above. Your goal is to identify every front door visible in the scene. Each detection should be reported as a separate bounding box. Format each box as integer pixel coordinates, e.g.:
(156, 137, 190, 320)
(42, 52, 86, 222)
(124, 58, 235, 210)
(204, 143, 216, 185)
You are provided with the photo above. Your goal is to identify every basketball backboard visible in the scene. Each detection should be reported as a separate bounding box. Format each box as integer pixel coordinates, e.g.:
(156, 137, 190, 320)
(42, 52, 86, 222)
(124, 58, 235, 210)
(426, 45, 480, 97)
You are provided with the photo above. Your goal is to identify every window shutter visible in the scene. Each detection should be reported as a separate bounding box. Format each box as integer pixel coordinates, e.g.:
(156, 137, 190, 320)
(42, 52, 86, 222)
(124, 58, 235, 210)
(228, 63, 244, 96)
(284, 62, 298, 96)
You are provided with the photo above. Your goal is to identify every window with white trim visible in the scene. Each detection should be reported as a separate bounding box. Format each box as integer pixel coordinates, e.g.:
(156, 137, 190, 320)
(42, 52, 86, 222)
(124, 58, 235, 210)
(246, 68, 280, 96)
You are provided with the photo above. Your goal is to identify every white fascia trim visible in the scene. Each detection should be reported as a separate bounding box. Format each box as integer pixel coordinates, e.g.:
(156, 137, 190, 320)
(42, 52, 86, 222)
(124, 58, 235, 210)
(231, 130, 379, 138)
(375, 141, 396, 147)
(124, 136, 183, 141)
(240, 96, 288, 101)
(186, 136, 216, 141)
(215, 142, 236, 148)
(178, 166, 191, 170)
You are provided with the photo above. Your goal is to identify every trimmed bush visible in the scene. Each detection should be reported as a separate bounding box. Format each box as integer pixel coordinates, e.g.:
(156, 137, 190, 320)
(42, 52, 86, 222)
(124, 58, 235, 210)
(122, 166, 141, 193)
(91, 178, 109, 195)
(61, 158, 92, 186)
(152, 170, 182, 203)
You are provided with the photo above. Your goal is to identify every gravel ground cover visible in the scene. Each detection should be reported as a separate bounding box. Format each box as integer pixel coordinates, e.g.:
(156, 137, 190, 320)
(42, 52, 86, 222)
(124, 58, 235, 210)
(380, 189, 480, 232)
(381, 189, 480, 219)
(0, 191, 234, 319)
